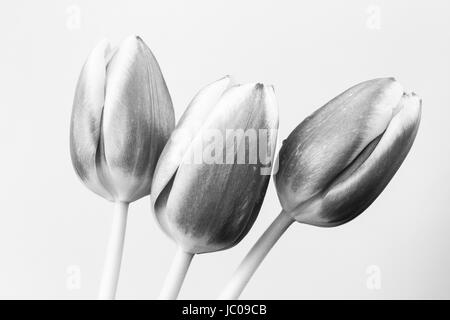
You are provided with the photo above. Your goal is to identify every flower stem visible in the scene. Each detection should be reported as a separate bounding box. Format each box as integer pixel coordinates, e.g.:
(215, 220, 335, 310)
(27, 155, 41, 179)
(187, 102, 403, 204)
(98, 201, 129, 300)
(158, 247, 194, 300)
(219, 210, 294, 300)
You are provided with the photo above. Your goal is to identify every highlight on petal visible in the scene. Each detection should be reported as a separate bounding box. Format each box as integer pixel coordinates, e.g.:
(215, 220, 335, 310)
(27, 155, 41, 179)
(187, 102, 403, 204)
(70, 39, 114, 200)
(154, 82, 279, 253)
(99, 35, 174, 202)
(309, 92, 422, 226)
(151, 76, 233, 204)
(275, 78, 404, 213)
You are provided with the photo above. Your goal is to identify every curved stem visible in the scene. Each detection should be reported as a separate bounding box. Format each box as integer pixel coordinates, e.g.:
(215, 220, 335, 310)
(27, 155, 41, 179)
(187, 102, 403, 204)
(98, 201, 129, 300)
(219, 210, 294, 300)
(158, 247, 194, 300)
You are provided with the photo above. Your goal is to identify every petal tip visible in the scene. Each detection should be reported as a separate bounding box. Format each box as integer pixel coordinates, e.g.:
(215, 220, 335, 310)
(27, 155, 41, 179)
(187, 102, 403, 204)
(220, 74, 234, 87)
(89, 38, 112, 61)
(388, 78, 403, 93)
(370, 77, 402, 95)
(119, 34, 146, 54)
(97, 38, 111, 49)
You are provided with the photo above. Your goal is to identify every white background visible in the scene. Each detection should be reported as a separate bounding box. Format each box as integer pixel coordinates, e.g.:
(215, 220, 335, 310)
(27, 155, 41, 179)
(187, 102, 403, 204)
(0, 0, 449, 299)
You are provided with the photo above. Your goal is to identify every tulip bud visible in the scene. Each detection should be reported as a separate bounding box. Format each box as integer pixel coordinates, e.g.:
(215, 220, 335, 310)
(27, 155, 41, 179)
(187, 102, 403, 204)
(70, 36, 175, 202)
(275, 78, 421, 226)
(152, 76, 279, 254)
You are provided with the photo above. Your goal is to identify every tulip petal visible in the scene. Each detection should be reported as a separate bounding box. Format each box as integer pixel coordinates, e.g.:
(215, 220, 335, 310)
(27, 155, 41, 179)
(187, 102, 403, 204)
(151, 76, 233, 205)
(99, 36, 174, 202)
(158, 84, 278, 253)
(70, 39, 114, 200)
(293, 93, 422, 226)
(275, 78, 404, 213)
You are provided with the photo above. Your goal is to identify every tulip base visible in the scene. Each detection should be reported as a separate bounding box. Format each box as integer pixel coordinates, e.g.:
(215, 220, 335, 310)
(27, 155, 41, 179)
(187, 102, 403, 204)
(219, 210, 294, 300)
(98, 201, 129, 300)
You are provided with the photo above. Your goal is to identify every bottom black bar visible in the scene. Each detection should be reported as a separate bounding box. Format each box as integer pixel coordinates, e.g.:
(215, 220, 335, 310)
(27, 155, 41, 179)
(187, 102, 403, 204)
(0, 300, 447, 318)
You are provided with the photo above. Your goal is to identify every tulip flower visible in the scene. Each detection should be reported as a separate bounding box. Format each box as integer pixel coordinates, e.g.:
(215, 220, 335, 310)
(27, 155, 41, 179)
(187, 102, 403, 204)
(70, 35, 175, 299)
(220, 78, 421, 299)
(151, 76, 279, 299)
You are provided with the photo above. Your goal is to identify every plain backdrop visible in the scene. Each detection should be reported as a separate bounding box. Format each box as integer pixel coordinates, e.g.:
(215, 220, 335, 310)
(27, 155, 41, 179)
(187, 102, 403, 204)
(0, 0, 449, 299)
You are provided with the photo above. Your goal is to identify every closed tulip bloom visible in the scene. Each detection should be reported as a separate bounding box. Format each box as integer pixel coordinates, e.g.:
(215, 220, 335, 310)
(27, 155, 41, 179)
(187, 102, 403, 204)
(220, 78, 421, 299)
(153, 76, 278, 299)
(70, 36, 174, 299)
(275, 77, 421, 226)
(70, 36, 174, 202)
